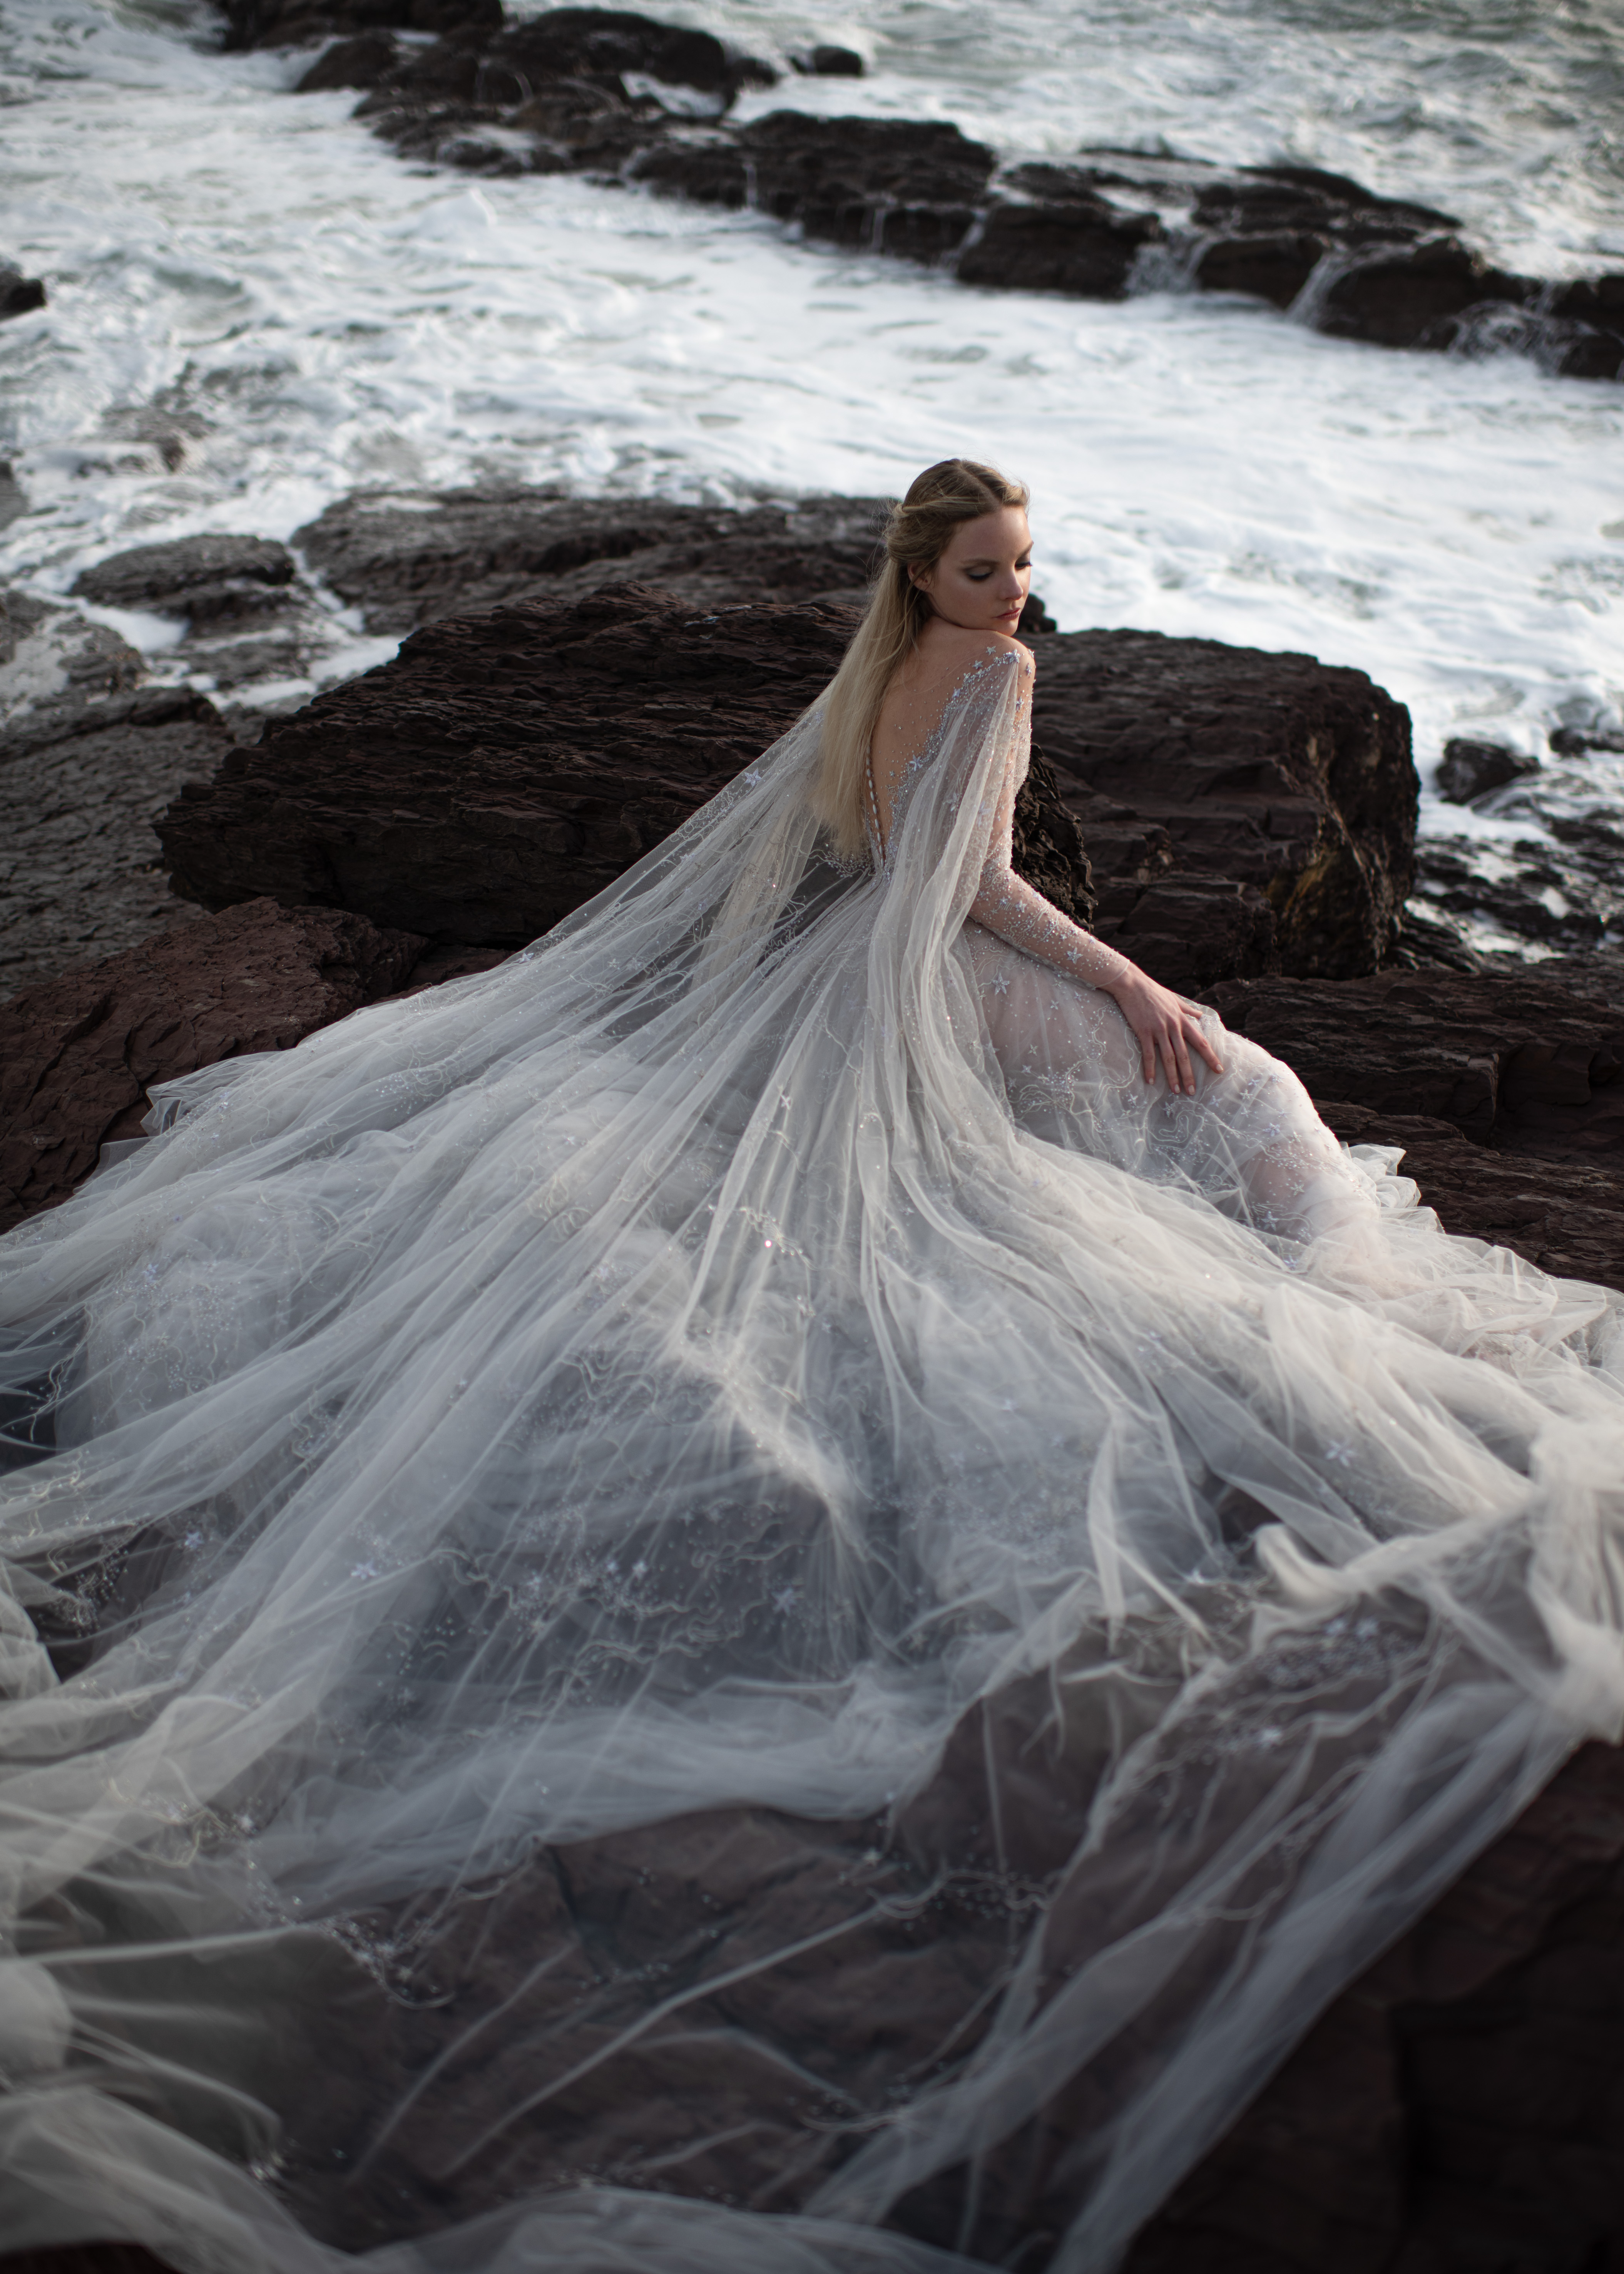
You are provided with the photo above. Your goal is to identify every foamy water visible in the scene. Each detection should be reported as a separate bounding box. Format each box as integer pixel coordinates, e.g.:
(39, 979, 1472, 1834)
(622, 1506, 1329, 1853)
(1, 0, 1621, 876)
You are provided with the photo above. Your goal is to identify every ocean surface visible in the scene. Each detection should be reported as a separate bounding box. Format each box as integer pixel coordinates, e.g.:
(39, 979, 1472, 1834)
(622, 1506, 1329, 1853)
(2, 0, 1621, 933)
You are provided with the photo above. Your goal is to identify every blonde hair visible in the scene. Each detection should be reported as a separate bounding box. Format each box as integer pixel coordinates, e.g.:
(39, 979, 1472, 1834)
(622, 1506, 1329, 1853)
(809, 458, 1030, 863)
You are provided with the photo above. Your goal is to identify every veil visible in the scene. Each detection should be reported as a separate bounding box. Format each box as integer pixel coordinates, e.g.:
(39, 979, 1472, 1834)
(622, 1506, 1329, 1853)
(0, 654, 1622, 2272)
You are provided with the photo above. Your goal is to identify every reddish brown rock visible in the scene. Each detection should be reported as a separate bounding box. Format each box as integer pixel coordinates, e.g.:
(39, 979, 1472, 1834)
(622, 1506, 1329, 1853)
(0, 898, 424, 1232)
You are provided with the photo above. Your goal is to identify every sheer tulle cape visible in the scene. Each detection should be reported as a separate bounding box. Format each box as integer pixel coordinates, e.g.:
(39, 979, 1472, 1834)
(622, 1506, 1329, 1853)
(1, 656, 1623, 2271)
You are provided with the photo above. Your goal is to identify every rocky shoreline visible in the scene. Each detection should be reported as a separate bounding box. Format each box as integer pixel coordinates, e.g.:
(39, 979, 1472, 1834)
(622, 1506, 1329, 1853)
(207, 3, 1624, 385)
(5, 490, 1624, 2273)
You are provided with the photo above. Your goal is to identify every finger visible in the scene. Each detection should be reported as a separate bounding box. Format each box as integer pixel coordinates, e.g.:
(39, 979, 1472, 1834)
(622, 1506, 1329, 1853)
(1141, 1025, 1156, 1084)
(1185, 1012, 1225, 1076)
(1172, 1021, 1194, 1095)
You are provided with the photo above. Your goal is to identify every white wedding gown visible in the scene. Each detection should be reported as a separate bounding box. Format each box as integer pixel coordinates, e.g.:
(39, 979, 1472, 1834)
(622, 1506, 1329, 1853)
(1, 647, 1622, 2274)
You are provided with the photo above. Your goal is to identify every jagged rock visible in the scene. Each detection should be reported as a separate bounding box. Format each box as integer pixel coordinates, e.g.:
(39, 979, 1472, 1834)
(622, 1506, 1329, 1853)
(71, 534, 296, 618)
(639, 113, 995, 260)
(1206, 963, 1624, 1155)
(957, 167, 1162, 297)
(0, 265, 45, 322)
(1318, 237, 1532, 348)
(1031, 628, 1416, 983)
(1411, 823, 1624, 956)
(1435, 735, 1540, 804)
(0, 688, 232, 1003)
(0, 591, 142, 751)
(156, 582, 1411, 990)
(291, 487, 888, 635)
(0, 898, 424, 1232)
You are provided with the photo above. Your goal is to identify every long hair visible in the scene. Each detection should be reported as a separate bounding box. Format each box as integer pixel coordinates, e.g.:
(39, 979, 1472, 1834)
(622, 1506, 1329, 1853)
(809, 458, 1030, 864)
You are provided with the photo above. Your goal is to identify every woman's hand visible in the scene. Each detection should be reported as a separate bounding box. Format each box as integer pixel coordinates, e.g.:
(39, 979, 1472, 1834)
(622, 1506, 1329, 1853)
(1106, 966, 1225, 1093)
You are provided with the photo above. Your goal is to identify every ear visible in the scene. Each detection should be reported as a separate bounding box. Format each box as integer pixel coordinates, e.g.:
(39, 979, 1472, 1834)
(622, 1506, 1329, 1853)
(907, 561, 932, 592)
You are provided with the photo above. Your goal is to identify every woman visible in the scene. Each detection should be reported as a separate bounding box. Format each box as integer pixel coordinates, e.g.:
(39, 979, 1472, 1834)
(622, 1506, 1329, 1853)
(0, 459, 1619, 2274)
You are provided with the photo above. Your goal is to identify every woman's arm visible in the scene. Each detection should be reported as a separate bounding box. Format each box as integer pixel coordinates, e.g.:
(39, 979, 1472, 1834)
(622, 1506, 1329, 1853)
(968, 665, 1223, 1094)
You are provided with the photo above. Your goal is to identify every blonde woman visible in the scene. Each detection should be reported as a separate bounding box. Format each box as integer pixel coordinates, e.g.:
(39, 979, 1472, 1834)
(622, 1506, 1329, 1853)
(0, 459, 1620, 2274)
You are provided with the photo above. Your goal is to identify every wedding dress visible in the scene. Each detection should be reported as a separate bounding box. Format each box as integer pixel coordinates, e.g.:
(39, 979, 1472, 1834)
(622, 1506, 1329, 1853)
(1, 642, 1622, 2274)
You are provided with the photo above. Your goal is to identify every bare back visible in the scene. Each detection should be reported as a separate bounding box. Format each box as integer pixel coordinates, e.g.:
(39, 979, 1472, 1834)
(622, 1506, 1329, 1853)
(866, 623, 1032, 860)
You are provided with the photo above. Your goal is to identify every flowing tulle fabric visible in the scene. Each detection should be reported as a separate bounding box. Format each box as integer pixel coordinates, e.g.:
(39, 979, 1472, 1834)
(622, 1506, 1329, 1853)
(2, 653, 1624, 2273)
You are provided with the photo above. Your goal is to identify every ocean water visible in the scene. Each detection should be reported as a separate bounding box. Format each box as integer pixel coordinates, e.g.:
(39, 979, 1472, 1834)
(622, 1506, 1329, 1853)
(1, 0, 1621, 906)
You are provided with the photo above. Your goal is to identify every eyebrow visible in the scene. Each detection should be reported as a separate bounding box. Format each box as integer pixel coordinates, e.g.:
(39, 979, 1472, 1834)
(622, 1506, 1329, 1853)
(958, 549, 1034, 564)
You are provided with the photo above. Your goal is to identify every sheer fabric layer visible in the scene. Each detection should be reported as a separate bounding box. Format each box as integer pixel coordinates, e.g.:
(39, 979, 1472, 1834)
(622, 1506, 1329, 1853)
(0, 652, 1621, 2273)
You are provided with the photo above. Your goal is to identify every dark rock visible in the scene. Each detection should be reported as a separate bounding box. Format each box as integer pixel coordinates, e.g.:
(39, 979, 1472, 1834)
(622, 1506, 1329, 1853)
(0, 463, 26, 530)
(71, 534, 296, 614)
(0, 590, 144, 754)
(1318, 1104, 1624, 1288)
(1032, 628, 1417, 984)
(1410, 821, 1624, 956)
(637, 113, 995, 261)
(1435, 735, 1540, 804)
(216, 0, 501, 54)
(1317, 238, 1532, 348)
(1551, 722, 1624, 756)
(1125, 1736, 1624, 2274)
(1194, 231, 1323, 308)
(0, 898, 424, 1233)
(0, 687, 232, 1003)
(156, 581, 1413, 992)
(157, 585, 871, 943)
(0, 265, 46, 322)
(958, 176, 1162, 298)
(292, 486, 887, 634)
(294, 30, 400, 90)
(1206, 964, 1624, 1157)
(7, 1725, 1624, 2274)
(790, 44, 863, 78)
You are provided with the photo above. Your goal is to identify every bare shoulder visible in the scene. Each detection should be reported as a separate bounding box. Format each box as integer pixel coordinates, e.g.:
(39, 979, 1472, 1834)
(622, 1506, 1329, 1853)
(917, 624, 1034, 679)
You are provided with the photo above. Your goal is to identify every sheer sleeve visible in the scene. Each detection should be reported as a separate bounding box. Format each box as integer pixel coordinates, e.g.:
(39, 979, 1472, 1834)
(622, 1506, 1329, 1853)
(967, 656, 1134, 991)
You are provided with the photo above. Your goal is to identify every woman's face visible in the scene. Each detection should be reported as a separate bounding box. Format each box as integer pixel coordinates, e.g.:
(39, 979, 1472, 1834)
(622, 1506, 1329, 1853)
(912, 506, 1033, 636)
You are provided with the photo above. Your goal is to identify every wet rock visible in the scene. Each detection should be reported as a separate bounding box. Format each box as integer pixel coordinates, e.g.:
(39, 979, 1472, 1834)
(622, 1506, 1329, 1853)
(789, 44, 863, 78)
(638, 114, 995, 261)
(1551, 722, 1624, 757)
(957, 169, 1162, 298)
(156, 582, 1412, 989)
(70, 535, 342, 697)
(0, 898, 424, 1234)
(292, 486, 888, 635)
(1033, 628, 1417, 983)
(0, 464, 26, 530)
(0, 265, 46, 322)
(0, 688, 232, 1003)
(293, 29, 400, 90)
(1206, 962, 1624, 1157)
(1317, 237, 1532, 348)
(71, 534, 296, 618)
(0, 590, 143, 752)
(1435, 735, 1540, 804)
(1410, 822, 1624, 957)
(1194, 229, 1323, 307)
